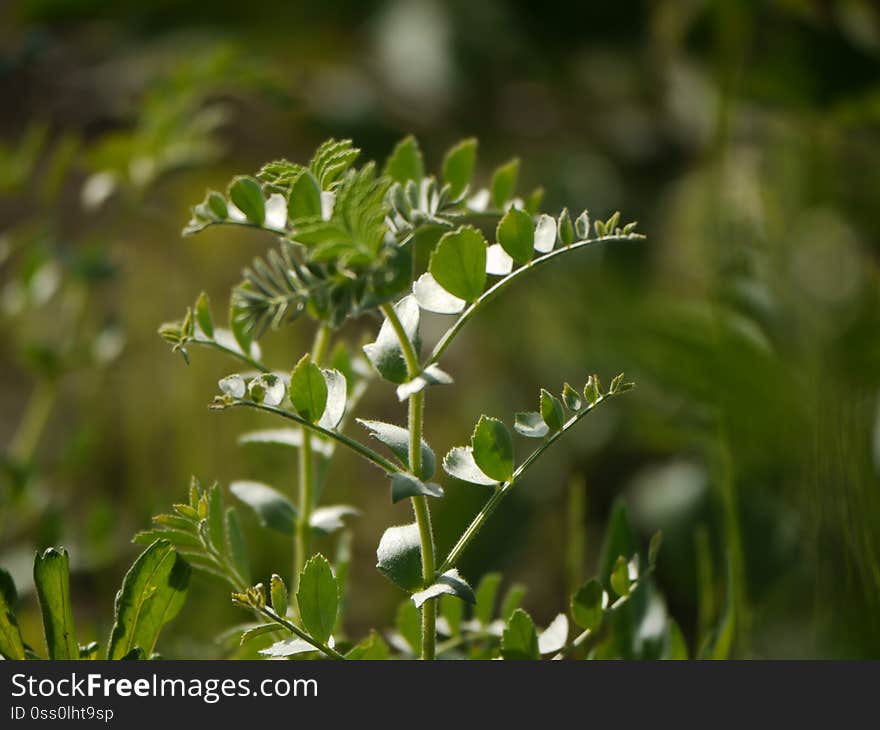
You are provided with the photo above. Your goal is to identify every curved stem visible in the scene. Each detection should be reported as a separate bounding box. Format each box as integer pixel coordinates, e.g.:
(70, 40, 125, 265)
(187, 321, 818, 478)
(222, 401, 401, 474)
(427, 234, 643, 366)
(378, 303, 421, 377)
(437, 395, 616, 575)
(197, 338, 271, 373)
(379, 302, 437, 660)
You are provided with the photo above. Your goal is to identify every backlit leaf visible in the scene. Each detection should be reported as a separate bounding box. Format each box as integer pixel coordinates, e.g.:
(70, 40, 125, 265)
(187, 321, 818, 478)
(558, 208, 574, 246)
(429, 226, 487, 302)
(289, 354, 327, 423)
(345, 630, 390, 660)
(383, 135, 425, 185)
(474, 572, 502, 627)
(496, 207, 534, 264)
(472, 416, 514, 481)
(442, 138, 477, 198)
(270, 574, 288, 614)
(571, 578, 606, 631)
(490, 158, 519, 209)
(195, 292, 214, 338)
(562, 383, 582, 411)
(296, 554, 338, 644)
(108, 540, 190, 660)
(228, 176, 265, 225)
(33, 547, 79, 660)
(501, 608, 539, 660)
(540, 389, 565, 431)
(288, 170, 322, 221)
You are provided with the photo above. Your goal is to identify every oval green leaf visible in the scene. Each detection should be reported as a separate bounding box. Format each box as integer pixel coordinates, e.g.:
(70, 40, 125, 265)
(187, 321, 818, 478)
(33, 547, 79, 660)
(471, 415, 514, 482)
(289, 354, 328, 423)
(228, 176, 265, 225)
(429, 226, 487, 302)
(496, 207, 534, 264)
(108, 540, 191, 659)
(442, 138, 477, 199)
(501, 608, 539, 660)
(376, 523, 423, 592)
(296, 554, 339, 644)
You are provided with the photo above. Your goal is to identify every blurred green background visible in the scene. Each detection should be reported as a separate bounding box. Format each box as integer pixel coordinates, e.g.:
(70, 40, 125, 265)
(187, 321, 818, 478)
(2, 0, 879, 658)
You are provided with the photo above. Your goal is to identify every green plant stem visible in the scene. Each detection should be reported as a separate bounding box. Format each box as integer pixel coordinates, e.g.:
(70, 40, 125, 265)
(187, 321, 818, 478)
(293, 324, 333, 607)
(199, 338, 271, 372)
(254, 605, 346, 660)
(427, 234, 643, 366)
(379, 302, 437, 660)
(437, 396, 615, 575)
(223, 402, 401, 473)
(293, 432, 314, 605)
(9, 379, 56, 464)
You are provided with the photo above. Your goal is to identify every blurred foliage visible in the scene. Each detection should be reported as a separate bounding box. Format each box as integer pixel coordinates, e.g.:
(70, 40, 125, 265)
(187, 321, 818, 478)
(1, 0, 879, 657)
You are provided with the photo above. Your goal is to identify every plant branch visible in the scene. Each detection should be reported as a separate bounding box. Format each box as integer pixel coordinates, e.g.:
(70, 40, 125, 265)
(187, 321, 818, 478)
(437, 394, 621, 575)
(427, 234, 643, 366)
(551, 567, 655, 660)
(196, 337, 272, 373)
(220, 401, 402, 474)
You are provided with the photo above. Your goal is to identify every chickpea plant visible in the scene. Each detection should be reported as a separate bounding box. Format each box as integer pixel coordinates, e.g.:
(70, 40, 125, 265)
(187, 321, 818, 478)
(0, 136, 682, 661)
